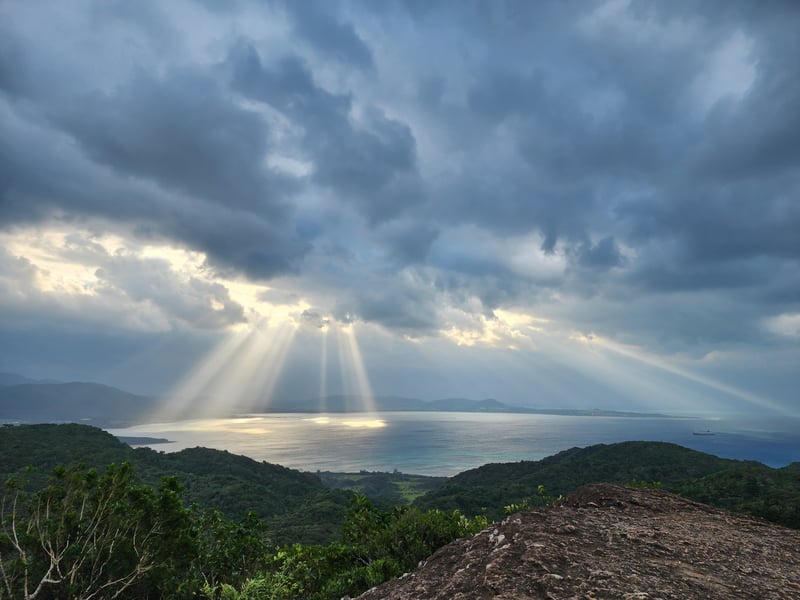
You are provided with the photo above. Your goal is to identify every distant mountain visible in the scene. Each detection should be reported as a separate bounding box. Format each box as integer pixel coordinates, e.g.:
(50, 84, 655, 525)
(264, 394, 673, 417)
(0, 382, 157, 427)
(269, 395, 427, 412)
(0, 372, 60, 386)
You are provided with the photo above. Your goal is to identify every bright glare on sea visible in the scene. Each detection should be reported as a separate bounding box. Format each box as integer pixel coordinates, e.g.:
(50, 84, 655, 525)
(108, 412, 800, 476)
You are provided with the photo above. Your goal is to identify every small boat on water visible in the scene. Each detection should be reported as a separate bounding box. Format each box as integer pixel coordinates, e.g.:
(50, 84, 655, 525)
(693, 430, 715, 436)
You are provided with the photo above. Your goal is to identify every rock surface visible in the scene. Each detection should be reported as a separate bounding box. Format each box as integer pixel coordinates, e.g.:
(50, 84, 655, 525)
(353, 483, 800, 599)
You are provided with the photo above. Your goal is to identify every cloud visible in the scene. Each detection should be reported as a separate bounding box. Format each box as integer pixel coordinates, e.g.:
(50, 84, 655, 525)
(299, 309, 330, 329)
(764, 313, 800, 340)
(0, 0, 797, 409)
(227, 42, 422, 223)
(575, 237, 624, 269)
(0, 228, 247, 332)
(54, 69, 289, 214)
(283, 0, 374, 71)
(373, 219, 439, 265)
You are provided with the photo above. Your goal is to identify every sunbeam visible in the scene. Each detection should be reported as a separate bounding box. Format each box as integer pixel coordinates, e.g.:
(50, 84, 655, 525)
(592, 336, 794, 416)
(319, 327, 328, 413)
(155, 331, 252, 421)
(334, 323, 378, 414)
(157, 321, 297, 420)
(528, 334, 705, 414)
(211, 323, 297, 414)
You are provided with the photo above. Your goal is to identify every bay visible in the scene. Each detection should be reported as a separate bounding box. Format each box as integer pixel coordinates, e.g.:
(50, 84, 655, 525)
(108, 412, 800, 477)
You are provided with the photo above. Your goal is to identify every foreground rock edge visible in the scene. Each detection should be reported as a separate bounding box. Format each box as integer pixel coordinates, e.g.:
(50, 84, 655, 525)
(353, 483, 800, 600)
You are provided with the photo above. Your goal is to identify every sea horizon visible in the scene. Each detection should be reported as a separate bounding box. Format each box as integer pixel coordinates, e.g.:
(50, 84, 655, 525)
(109, 411, 800, 477)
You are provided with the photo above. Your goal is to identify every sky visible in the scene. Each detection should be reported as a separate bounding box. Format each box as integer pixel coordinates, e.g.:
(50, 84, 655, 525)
(0, 0, 798, 417)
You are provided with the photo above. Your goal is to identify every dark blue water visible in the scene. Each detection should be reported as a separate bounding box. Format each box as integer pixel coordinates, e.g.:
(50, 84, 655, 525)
(110, 412, 800, 476)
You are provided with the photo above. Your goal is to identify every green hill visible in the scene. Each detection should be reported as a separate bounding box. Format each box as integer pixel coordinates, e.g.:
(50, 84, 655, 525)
(413, 441, 759, 519)
(0, 423, 352, 544)
(133, 445, 353, 544)
(0, 422, 133, 471)
(676, 461, 800, 528)
(3, 425, 799, 543)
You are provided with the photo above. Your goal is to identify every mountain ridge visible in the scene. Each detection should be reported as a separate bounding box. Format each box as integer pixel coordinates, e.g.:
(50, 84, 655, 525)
(0, 374, 679, 426)
(0, 371, 61, 386)
(0, 381, 156, 427)
(262, 394, 675, 417)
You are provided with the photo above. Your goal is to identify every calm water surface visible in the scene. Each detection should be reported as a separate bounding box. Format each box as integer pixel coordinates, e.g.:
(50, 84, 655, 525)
(109, 412, 800, 476)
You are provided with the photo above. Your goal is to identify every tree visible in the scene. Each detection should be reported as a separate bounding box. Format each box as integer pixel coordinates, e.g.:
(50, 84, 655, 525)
(0, 463, 188, 599)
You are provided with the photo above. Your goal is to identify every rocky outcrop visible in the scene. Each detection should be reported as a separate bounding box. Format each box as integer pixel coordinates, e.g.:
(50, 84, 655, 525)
(353, 483, 800, 599)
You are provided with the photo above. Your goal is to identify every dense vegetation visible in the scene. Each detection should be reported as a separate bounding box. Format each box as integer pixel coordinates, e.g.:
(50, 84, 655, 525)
(412, 441, 800, 527)
(2, 424, 800, 599)
(0, 424, 352, 545)
(1, 459, 482, 599)
(676, 462, 800, 528)
(317, 471, 447, 507)
(1, 462, 272, 599)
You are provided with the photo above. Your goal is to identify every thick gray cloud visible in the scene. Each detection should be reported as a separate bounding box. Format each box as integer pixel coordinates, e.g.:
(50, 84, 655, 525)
(283, 0, 374, 71)
(54, 70, 287, 215)
(0, 0, 797, 409)
(227, 42, 421, 223)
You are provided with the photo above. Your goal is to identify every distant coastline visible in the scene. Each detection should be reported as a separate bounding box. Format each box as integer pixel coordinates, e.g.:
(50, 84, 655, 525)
(259, 408, 680, 418)
(0, 377, 684, 427)
(258, 395, 682, 419)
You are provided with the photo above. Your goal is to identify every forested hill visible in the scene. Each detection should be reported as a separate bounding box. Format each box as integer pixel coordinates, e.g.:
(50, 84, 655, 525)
(2, 424, 799, 599)
(0, 423, 352, 544)
(2, 425, 799, 539)
(413, 440, 800, 527)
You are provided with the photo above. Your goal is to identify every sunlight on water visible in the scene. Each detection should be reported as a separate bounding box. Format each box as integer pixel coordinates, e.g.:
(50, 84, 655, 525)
(306, 416, 331, 424)
(341, 418, 387, 428)
(305, 416, 385, 428)
(110, 412, 800, 476)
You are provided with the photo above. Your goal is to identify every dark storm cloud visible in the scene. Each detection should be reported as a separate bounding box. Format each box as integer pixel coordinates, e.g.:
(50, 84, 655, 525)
(0, 11, 307, 279)
(162, 205, 308, 280)
(0, 26, 28, 96)
(450, 23, 693, 248)
(0, 0, 798, 358)
(0, 106, 163, 223)
(227, 42, 421, 223)
(333, 280, 441, 333)
(434, 1, 796, 295)
(611, 5, 800, 276)
(53, 69, 290, 215)
(576, 237, 624, 270)
(283, 0, 374, 71)
(374, 219, 439, 265)
(0, 105, 306, 279)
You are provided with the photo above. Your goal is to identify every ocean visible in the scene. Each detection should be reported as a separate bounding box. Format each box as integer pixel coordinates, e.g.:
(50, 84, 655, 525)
(108, 411, 800, 476)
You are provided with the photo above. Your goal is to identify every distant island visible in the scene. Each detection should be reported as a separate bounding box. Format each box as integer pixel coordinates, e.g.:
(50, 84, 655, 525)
(260, 395, 679, 418)
(0, 373, 682, 426)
